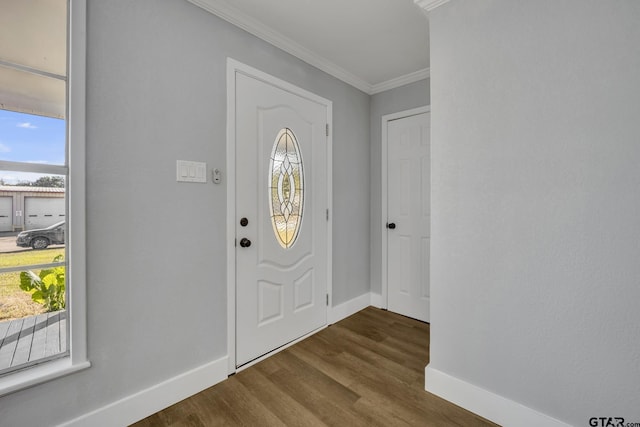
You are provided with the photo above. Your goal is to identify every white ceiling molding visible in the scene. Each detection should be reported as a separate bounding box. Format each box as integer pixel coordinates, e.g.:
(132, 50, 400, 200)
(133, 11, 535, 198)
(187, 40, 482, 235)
(188, 0, 427, 95)
(414, 0, 451, 13)
(370, 68, 430, 95)
(188, 0, 371, 93)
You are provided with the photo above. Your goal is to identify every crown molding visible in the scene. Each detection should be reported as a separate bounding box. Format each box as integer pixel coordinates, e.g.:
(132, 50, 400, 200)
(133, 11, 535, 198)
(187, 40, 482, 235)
(370, 68, 430, 95)
(188, 0, 430, 95)
(187, 0, 372, 94)
(414, 0, 451, 13)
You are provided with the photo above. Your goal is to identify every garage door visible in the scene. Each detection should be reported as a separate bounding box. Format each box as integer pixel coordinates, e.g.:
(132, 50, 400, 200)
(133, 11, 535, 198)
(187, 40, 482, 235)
(25, 197, 65, 230)
(0, 197, 12, 232)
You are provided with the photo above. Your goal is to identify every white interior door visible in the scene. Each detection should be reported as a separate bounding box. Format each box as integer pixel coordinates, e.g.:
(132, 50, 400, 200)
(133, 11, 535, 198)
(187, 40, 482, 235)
(387, 112, 430, 322)
(235, 71, 329, 367)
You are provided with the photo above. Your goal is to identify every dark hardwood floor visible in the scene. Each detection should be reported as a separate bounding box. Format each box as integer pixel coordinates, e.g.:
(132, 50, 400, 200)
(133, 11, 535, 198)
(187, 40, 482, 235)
(132, 307, 497, 426)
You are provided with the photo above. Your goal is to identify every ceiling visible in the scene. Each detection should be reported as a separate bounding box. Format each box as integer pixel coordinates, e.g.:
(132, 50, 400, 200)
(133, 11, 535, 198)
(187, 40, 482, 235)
(188, 0, 430, 94)
(0, 0, 430, 119)
(0, 0, 67, 118)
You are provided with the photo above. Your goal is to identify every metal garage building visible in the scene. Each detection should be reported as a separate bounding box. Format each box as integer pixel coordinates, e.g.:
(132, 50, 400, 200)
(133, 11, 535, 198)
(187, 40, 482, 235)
(0, 186, 65, 232)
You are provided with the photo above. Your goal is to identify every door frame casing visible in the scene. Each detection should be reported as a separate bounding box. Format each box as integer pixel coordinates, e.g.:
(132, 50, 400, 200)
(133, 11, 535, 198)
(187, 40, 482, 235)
(226, 58, 333, 374)
(381, 105, 430, 309)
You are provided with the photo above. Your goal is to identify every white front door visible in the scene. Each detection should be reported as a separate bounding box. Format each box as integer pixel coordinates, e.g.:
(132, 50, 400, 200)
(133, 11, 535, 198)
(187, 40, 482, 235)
(387, 112, 430, 322)
(235, 71, 329, 367)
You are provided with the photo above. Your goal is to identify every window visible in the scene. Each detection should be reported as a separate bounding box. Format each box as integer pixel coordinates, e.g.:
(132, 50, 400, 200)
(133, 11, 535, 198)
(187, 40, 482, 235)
(0, 0, 88, 394)
(268, 128, 304, 249)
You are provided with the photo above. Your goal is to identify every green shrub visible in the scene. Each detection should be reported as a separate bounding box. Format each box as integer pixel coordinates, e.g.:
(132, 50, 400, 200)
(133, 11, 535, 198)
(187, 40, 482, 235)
(20, 255, 66, 312)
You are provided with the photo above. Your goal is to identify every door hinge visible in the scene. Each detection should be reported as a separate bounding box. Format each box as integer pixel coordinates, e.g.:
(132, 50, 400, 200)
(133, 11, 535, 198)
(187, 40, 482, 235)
(326, 209, 329, 221)
(326, 294, 329, 306)
(326, 123, 329, 137)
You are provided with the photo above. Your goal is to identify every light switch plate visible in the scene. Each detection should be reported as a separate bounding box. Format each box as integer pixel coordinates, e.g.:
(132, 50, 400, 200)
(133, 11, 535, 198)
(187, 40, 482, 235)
(176, 160, 207, 183)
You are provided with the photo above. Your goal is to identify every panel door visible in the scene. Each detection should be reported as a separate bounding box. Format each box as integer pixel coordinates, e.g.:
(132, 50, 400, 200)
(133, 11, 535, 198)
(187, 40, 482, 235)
(387, 112, 430, 322)
(235, 72, 328, 367)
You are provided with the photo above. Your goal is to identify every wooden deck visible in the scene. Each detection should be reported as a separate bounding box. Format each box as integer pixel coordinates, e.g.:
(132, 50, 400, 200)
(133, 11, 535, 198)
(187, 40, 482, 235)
(0, 310, 66, 373)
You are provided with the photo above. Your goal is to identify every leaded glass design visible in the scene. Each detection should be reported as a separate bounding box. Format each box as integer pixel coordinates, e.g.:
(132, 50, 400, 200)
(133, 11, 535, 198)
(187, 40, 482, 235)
(269, 128, 304, 249)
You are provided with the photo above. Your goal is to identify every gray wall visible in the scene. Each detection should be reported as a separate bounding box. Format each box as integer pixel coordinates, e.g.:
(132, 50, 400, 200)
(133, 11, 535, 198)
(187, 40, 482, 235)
(369, 80, 430, 296)
(429, 0, 640, 424)
(0, 0, 370, 424)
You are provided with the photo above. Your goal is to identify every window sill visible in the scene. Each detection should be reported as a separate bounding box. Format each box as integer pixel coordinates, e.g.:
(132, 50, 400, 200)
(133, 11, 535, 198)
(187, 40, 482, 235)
(0, 357, 90, 397)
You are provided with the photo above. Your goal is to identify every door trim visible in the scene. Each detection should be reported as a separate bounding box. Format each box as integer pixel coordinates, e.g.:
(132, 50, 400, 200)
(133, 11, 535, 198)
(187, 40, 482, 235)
(381, 105, 430, 309)
(226, 58, 333, 374)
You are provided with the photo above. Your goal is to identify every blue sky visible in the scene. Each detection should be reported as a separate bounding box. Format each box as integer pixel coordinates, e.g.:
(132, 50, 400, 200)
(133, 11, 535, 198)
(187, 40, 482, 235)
(0, 109, 65, 184)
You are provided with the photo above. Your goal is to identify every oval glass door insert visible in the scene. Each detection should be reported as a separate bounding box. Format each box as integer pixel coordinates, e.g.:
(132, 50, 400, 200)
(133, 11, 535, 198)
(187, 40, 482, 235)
(269, 128, 304, 249)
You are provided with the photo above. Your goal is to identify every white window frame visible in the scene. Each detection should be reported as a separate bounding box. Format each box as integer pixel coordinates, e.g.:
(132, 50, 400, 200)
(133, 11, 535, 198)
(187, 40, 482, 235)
(0, 0, 89, 396)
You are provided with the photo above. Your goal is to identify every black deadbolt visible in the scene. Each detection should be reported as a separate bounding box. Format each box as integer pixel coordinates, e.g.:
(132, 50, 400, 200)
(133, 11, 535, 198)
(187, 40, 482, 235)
(240, 217, 249, 227)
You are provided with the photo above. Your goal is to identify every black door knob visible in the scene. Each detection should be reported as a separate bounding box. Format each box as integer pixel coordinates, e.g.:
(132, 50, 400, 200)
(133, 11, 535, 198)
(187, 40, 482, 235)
(239, 238, 252, 248)
(387, 222, 396, 230)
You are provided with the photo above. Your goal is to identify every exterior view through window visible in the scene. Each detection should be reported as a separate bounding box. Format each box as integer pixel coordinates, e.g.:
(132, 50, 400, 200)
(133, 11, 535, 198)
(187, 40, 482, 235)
(0, 1, 69, 375)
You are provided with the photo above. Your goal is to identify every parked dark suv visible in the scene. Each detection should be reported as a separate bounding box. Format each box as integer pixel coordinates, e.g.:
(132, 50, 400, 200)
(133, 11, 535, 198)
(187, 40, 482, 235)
(16, 221, 65, 249)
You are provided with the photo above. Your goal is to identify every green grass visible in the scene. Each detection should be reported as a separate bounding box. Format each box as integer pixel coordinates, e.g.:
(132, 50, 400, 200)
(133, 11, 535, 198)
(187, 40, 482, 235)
(0, 248, 65, 321)
(0, 248, 66, 269)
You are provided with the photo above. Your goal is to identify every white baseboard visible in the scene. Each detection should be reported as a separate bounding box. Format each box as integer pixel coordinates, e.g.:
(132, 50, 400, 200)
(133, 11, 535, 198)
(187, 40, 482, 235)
(425, 365, 571, 427)
(60, 294, 382, 427)
(370, 292, 383, 308)
(59, 357, 228, 427)
(330, 292, 372, 324)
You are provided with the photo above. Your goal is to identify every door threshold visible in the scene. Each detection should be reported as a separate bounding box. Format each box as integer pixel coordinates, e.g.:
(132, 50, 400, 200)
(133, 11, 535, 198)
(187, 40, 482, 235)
(235, 324, 327, 373)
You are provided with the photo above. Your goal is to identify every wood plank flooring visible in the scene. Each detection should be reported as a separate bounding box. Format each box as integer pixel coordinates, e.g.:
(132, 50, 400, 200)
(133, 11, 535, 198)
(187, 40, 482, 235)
(132, 307, 497, 427)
